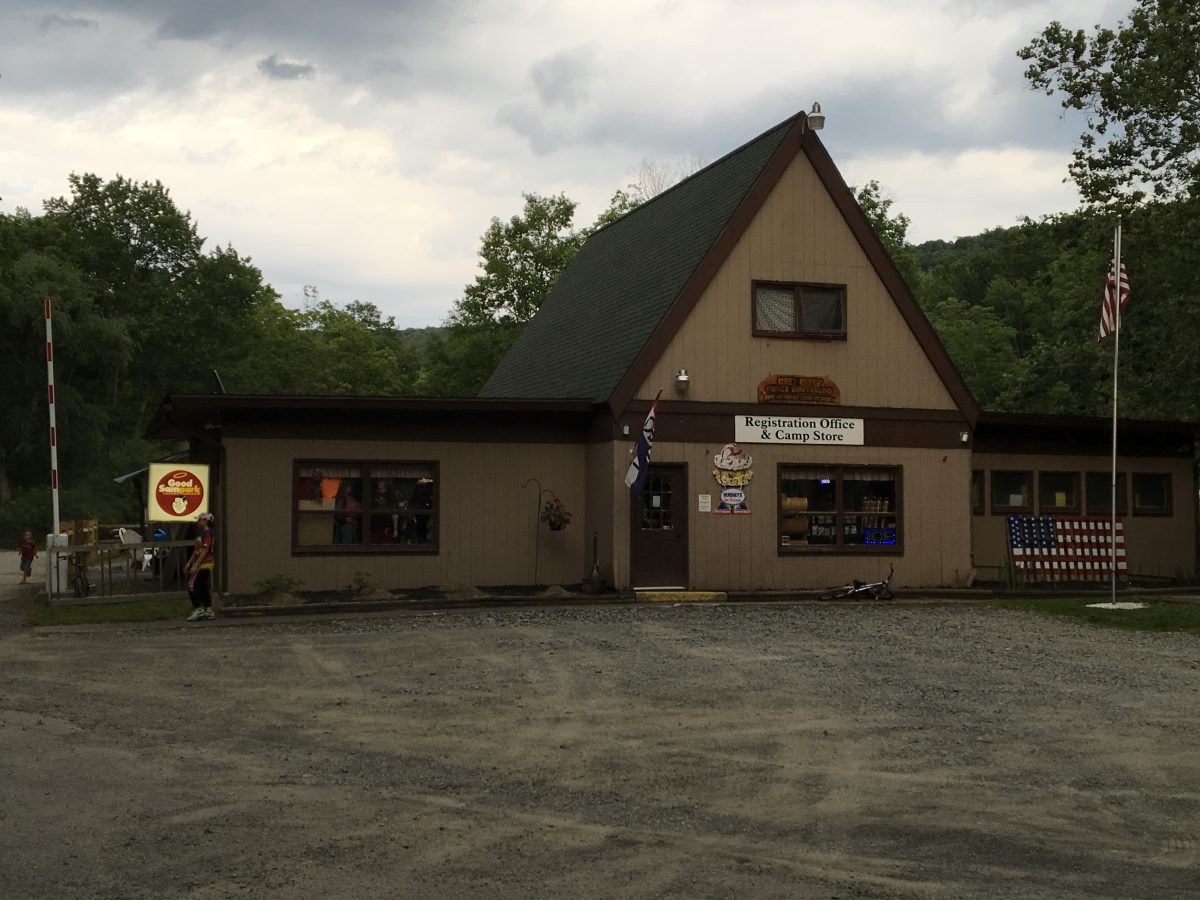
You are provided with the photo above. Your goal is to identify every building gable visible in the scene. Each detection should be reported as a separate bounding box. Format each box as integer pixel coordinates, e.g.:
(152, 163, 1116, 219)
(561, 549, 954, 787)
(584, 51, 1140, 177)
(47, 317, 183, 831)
(482, 109, 978, 425)
(632, 149, 961, 410)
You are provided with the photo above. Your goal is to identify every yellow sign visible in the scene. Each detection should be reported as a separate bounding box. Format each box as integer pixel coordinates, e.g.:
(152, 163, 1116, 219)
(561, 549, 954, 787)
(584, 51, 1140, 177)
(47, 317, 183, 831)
(147, 463, 211, 523)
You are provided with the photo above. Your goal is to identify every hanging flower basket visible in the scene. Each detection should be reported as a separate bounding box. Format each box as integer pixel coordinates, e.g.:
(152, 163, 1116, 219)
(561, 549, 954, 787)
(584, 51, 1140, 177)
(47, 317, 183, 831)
(540, 496, 572, 531)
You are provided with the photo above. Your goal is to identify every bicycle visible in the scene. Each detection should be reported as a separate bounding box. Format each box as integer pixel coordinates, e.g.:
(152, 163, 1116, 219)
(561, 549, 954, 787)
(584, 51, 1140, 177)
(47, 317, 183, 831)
(71, 551, 92, 598)
(818, 563, 895, 601)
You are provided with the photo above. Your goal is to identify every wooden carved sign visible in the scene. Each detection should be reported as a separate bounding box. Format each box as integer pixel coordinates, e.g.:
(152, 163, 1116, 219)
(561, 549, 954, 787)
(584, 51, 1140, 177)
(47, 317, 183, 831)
(757, 375, 841, 406)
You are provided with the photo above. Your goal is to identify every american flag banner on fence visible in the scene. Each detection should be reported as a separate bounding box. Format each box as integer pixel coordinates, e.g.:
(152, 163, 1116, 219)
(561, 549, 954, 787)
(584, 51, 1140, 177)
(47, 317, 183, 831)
(1007, 515, 1127, 582)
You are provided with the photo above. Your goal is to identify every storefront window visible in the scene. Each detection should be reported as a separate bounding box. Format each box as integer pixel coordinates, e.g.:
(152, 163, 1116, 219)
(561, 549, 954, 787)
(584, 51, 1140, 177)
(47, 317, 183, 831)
(1132, 473, 1171, 515)
(1038, 471, 1080, 514)
(295, 461, 437, 552)
(990, 471, 1032, 514)
(1085, 472, 1127, 515)
(779, 465, 899, 552)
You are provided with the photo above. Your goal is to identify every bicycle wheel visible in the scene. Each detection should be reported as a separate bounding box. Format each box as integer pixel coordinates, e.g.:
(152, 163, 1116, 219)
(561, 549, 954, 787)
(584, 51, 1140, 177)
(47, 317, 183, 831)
(870, 585, 895, 600)
(818, 585, 854, 601)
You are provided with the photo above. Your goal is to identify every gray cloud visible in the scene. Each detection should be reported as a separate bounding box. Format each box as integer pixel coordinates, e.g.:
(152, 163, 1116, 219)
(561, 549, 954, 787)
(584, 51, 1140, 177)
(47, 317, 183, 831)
(531, 47, 595, 108)
(39, 14, 99, 33)
(258, 54, 317, 81)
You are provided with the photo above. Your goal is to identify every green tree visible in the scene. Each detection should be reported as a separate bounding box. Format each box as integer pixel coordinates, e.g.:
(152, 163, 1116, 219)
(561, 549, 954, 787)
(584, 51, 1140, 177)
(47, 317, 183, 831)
(853, 180, 923, 295)
(415, 323, 521, 397)
(925, 298, 1027, 409)
(434, 189, 644, 396)
(450, 193, 584, 329)
(1019, 0, 1200, 204)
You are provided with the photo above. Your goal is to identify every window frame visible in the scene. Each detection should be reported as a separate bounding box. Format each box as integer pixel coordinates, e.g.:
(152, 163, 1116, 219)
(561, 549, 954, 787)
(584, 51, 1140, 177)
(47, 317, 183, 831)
(1131, 472, 1172, 516)
(752, 279, 848, 340)
(1037, 471, 1081, 515)
(1085, 471, 1127, 516)
(990, 470, 1033, 515)
(292, 459, 439, 555)
(776, 463, 903, 555)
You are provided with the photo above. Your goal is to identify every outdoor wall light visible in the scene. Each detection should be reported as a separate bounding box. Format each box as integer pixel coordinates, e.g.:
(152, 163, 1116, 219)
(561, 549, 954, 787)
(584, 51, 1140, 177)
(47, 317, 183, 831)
(960, 431, 970, 443)
(674, 368, 690, 392)
(806, 101, 825, 131)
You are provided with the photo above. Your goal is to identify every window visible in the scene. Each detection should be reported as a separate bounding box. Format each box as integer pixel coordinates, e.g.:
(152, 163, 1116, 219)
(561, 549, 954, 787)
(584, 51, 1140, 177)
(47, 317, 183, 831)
(1086, 472, 1127, 515)
(971, 470, 984, 515)
(1038, 472, 1080, 514)
(990, 471, 1032, 514)
(1132, 473, 1171, 515)
(294, 461, 437, 552)
(753, 281, 846, 339)
(779, 465, 899, 552)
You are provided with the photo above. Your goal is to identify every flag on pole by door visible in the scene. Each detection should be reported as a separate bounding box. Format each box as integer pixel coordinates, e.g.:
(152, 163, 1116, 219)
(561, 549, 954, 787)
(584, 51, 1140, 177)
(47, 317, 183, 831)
(624, 391, 662, 496)
(1098, 259, 1130, 341)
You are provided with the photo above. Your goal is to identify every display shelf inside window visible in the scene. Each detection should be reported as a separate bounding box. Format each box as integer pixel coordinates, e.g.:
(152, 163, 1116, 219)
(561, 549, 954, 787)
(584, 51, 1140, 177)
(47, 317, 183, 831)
(368, 465, 436, 545)
(779, 466, 898, 550)
(296, 465, 363, 546)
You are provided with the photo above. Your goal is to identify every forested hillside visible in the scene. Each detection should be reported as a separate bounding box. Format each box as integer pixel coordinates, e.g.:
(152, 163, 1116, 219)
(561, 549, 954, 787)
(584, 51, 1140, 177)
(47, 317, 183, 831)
(910, 196, 1200, 420)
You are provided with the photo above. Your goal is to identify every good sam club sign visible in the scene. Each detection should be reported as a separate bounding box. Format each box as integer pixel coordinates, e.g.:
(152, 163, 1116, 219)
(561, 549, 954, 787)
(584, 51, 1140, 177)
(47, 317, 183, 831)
(147, 463, 211, 522)
(735, 415, 864, 445)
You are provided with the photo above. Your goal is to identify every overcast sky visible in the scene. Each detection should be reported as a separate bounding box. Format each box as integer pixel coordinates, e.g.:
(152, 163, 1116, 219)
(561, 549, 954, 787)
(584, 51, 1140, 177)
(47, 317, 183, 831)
(1, 1, 1119, 327)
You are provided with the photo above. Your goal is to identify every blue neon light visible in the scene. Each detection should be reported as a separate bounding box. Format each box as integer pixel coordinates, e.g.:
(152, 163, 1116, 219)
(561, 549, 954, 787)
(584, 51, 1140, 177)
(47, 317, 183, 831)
(864, 527, 897, 545)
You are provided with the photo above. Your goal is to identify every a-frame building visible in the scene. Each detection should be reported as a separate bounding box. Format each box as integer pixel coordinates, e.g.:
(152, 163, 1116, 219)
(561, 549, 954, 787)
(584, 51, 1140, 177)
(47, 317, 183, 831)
(155, 110, 1195, 594)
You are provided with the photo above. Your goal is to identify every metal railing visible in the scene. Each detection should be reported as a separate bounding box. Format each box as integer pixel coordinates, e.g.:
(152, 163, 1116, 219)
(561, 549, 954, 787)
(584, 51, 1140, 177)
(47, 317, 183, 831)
(46, 540, 195, 601)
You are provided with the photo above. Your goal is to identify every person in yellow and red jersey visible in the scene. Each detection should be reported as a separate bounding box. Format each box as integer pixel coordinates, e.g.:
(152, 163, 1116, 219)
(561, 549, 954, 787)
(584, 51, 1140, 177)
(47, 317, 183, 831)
(185, 513, 216, 621)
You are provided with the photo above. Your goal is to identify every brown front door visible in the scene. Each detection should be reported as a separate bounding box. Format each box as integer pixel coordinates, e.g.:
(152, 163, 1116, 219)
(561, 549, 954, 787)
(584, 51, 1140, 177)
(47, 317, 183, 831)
(630, 465, 688, 588)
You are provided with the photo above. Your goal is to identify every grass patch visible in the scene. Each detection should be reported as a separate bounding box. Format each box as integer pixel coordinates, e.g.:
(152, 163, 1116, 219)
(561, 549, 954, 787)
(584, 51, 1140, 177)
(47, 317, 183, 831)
(29, 597, 192, 627)
(989, 596, 1200, 634)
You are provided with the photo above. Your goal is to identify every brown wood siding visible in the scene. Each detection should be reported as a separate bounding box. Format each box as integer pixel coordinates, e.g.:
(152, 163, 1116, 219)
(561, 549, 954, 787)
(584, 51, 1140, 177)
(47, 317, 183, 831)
(583, 440, 617, 586)
(637, 153, 957, 411)
(613, 441, 972, 590)
(971, 452, 1197, 579)
(222, 437, 588, 593)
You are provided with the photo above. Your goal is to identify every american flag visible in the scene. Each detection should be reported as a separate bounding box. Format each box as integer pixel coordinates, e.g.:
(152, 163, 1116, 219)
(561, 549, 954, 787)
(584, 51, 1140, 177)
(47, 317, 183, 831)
(1007, 515, 1127, 582)
(1098, 259, 1130, 341)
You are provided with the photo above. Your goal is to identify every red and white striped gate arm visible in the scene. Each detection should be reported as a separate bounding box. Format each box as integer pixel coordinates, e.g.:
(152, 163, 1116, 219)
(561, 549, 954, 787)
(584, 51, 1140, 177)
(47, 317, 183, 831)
(45, 298, 61, 532)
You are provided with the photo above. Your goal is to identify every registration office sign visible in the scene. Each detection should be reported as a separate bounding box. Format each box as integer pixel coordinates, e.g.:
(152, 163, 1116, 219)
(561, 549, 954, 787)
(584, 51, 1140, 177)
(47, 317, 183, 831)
(734, 415, 864, 446)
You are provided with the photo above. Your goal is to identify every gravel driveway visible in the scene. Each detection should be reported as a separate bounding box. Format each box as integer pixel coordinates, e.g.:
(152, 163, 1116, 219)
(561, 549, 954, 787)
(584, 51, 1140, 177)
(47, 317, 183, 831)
(1, 595, 1197, 898)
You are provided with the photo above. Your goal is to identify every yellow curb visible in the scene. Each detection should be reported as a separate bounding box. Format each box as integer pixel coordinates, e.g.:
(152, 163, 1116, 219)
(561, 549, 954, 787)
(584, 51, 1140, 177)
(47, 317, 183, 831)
(635, 591, 728, 603)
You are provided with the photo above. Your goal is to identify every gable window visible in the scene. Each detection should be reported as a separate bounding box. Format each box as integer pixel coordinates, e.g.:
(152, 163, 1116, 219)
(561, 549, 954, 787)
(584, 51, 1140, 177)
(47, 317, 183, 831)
(295, 461, 437, 553)
(779, 464, 900, 553)
(1086, 472, 1127, 516)
(991, 470, 1032, 514)
(1132, 473, 1171, 515)
(753, 281, 846, 339)
(1038, 472, 1080, 514)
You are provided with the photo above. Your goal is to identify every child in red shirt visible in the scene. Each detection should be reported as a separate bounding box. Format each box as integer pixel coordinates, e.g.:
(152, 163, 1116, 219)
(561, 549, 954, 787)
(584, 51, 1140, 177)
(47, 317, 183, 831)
(17, 531, 38, 584)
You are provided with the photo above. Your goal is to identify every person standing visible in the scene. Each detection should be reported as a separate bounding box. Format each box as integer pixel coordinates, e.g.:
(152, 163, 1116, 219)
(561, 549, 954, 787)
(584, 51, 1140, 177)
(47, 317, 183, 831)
(17, 530, 38, 584)
(185, 513, 217, 621)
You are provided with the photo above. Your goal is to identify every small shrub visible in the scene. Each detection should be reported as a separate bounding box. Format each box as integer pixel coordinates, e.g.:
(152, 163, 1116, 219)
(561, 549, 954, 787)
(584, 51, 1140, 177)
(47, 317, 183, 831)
(349, 571, 374, 594)
(999, 561, 1025, 590)
(254, 574, 305, 596)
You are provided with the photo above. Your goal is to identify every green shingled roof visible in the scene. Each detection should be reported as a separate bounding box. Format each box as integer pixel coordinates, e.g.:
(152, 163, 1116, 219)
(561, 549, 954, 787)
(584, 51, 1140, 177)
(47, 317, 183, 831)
(480, 113, 801, 404)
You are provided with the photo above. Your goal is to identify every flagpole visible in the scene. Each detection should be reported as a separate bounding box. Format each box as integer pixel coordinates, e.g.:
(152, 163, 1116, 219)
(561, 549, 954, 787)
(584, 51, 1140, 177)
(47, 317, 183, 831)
(1109, 219, 1121, 604)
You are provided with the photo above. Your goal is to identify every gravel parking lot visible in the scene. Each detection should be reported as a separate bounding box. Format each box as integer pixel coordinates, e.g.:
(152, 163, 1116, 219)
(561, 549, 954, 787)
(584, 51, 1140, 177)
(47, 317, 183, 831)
(1, 594, 1198, 899)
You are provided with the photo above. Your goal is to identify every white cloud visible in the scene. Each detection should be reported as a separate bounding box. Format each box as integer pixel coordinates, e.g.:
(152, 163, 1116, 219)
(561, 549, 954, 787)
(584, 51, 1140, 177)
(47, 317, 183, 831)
(0, 0, 1114, 326)
(841, 147, 1083, 243)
